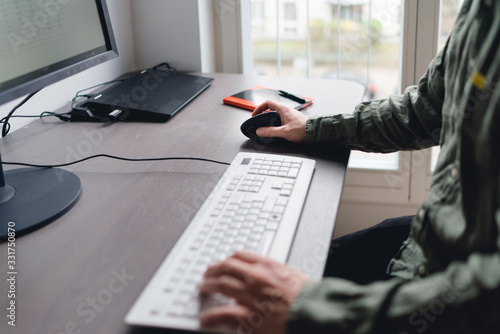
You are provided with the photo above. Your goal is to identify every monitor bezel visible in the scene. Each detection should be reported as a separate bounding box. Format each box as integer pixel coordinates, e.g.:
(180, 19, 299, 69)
(0, 0, 119, 106)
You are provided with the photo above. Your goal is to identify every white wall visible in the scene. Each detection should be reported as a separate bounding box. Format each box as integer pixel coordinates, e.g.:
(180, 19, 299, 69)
(131, 0, 216, 72)
(0, 0, 137, 134)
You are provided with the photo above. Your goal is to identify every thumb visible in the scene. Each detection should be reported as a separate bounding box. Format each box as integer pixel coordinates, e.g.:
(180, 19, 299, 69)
(256, 126, 283, 138)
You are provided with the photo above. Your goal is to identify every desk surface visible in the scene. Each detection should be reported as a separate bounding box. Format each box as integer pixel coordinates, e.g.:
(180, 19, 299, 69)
(0, 73, 363, 334)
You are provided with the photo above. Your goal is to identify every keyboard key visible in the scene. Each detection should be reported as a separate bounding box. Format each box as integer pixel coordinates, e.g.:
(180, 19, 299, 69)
(280, 189, 292, 196)
(183, 299, 200, 318)
(276, 197, 289, 206)
(287, 168, 300, 178)
(267, 222, 279, 231)
(262, 198, 276, 212)
(273, 205, 286, 214)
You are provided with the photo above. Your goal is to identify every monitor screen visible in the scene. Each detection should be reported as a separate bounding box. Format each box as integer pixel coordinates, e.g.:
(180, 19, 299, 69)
(0, 0, 118, 105)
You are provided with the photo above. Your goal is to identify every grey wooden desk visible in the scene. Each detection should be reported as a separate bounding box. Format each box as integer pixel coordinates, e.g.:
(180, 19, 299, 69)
(0, 73, 363, 334)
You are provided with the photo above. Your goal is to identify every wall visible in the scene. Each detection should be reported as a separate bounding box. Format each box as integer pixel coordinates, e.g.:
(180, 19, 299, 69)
(0, 0, 137, 134)
(131, 0, 216, 72)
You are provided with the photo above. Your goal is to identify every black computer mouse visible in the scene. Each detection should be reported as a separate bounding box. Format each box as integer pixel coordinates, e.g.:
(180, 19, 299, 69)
(240, 111, 282, 144)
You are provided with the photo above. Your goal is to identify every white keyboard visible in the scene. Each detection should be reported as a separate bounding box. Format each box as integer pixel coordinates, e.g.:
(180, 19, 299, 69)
(125, 152, 315, 331)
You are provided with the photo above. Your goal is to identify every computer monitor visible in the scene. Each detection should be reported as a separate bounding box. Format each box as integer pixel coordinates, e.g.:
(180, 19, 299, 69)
(0, 0, 118, 240)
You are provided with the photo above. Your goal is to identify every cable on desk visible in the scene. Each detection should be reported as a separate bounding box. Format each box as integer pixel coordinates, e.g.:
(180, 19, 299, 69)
(1, 112, 74, 133)
(0, 111, 72, 124)
(1, 154, 231, 168)
(1, 89, 41, 137)
(0, 79, 124, 135)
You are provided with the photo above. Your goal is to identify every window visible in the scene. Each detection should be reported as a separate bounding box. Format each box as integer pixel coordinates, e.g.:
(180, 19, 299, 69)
(251, 0, 265, 35)
(284, 2, 297, 21)
(247, 0, 402, 171)
(439, 0, 464, 48)
(284, 2, 298, 36)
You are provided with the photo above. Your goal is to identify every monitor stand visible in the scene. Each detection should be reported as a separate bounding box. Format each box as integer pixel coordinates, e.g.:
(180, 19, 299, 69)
(0, 151, 81, 240)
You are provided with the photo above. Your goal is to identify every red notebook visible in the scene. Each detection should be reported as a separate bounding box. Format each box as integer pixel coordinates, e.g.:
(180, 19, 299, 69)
(223, 86, 313, 111)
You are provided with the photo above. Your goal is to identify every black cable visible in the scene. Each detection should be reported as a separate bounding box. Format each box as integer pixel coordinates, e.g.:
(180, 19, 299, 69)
(0, 120, 10, 135)
(1, 154, 231, 168)
(2, 89, 41, 137)
(153, 62, 177, 72)
(71, 79, 124, 109)
(39, 111, 72, 118)
(0, 112, 70, 121)
(0, 112, 73, 133)
(1, 79, 125, 135)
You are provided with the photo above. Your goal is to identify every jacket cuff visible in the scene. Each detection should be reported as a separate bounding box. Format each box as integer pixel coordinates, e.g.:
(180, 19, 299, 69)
(305, 116, 336, 147)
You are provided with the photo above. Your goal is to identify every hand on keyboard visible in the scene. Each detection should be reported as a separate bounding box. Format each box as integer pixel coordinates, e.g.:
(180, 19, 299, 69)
(199, 251, 308, 334)
(125, 153, 315, 331)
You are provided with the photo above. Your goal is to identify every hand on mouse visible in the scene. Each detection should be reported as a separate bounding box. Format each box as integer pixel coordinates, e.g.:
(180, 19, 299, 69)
(252, 100, 308, 143)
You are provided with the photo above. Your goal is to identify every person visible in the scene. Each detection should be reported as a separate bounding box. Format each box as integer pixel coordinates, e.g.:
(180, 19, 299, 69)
(199, 0, 500, 333)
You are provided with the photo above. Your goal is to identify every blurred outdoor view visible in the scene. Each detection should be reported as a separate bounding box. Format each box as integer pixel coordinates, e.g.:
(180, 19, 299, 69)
(250, 0, 401, 101)
(249, 0, 463, 170)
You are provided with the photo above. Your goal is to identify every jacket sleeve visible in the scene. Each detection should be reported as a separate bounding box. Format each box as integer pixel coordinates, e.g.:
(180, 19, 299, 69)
(288, 252, 500, 334)
(305, 47, 446, 153)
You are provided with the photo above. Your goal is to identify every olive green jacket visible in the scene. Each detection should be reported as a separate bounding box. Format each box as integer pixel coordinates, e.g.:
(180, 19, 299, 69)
(289, 1, 500, 333)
